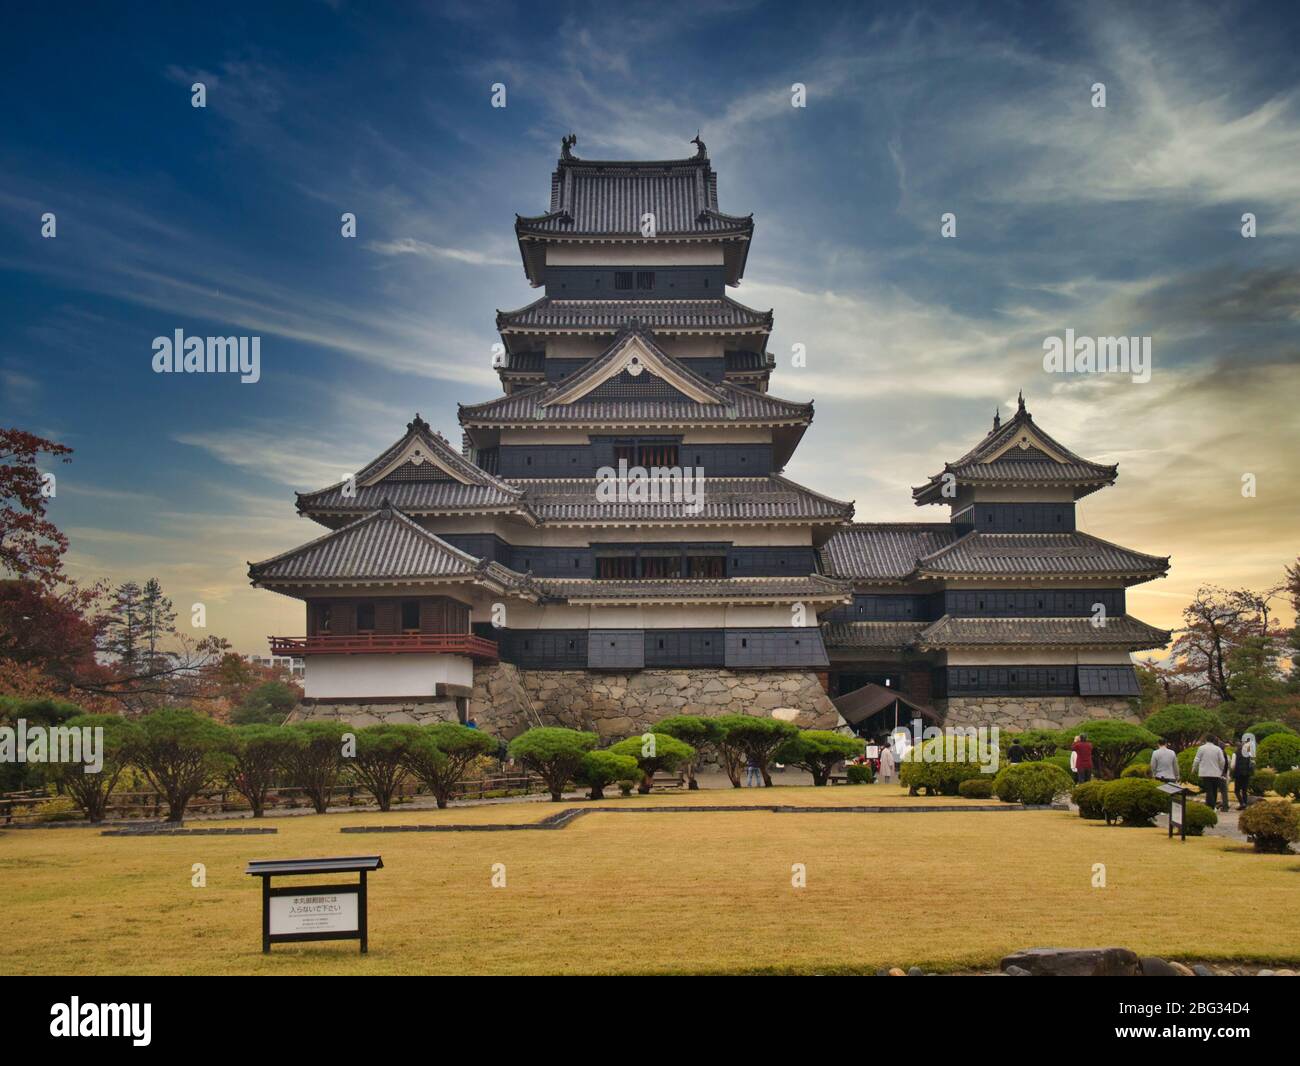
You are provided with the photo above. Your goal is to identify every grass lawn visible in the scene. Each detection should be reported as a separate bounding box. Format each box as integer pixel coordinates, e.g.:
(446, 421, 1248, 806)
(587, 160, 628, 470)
(2, 783, 1298, 975)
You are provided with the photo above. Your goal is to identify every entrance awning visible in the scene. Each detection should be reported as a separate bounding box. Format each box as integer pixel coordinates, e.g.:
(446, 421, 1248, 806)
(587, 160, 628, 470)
(832, 683, 940, 728)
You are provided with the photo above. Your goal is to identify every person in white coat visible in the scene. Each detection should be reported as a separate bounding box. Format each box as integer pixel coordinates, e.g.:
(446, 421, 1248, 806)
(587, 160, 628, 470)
(877, 739, 896, 783)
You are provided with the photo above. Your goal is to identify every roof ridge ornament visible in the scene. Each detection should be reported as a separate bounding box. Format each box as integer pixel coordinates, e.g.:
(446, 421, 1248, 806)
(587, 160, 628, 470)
(993, 407, 1001, 430)
(691, 132, 706, 158)
(1017, 390, 1026, 415)
(561, 132, 577, 160)
(407, 412, 430, 434)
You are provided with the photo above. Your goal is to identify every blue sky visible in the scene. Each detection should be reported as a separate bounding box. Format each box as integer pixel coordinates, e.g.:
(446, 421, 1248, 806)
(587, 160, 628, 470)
(2, 0, 1298, 651)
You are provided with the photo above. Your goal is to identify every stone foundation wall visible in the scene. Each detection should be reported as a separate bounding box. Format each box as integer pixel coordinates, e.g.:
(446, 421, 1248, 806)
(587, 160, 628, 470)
(941, 695, 1140, 733)
(288, 664, 839, 737)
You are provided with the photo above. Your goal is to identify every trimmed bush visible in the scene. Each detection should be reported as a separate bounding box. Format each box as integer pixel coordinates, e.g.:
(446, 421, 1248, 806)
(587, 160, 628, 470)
(1128, 748, 1155, 768)
(899, 736, 995, 796)
(616, 779, 636, 797)
(1249, 768, 1276, 796)
(574, 751, 640, 800)
(507, 727, 598, 802)
(1009, 729, 1062, 759)
(402, 723, 496, 809)
(845, 763, 874, 785)
(1182, 801, 1218, 836)
(1072, 780, 1108, 819)
(1257, 732, 1300, 773)
(1244, 721, 1298, 743)
(775, 730, 864, 786)
(48, 713, 139, 822)
(284, 721, 350, 814)
(1142, 704, 1224, 752)
(1101, 777, 1166, 826)
(1237, 800, 1300, 853)
(958, 777, 993, 799)
(225, 724, 297, 817)
(993, 761, 1073, 805)
(1271, 769, 1300, 800)
(349, 725, 420, 812)
(1121, 763, 1151, 778)
(1059, 721, 1160, 780)
(1043, 752, 1073, 775)
(608, 733, 696, 793)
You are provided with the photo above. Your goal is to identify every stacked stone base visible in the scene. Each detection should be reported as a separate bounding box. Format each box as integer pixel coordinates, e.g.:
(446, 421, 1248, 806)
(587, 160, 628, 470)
(290, 663, 838, 738)
(940, 695, 1139, 733)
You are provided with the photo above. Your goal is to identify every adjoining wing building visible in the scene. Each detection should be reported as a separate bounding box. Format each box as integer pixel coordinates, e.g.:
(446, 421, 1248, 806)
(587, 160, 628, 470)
(250, 136, 1169, 738)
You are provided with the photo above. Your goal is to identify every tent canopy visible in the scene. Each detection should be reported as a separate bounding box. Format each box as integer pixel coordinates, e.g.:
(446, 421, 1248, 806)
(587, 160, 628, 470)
(832, 683, 940, 728)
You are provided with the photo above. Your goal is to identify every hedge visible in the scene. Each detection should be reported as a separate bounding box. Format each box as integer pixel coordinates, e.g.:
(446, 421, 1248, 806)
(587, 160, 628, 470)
(1182, 801, 1219, 837)
(1271, 769, 1300, 800)
(958, 777, 993, 799)
(1237, 800, 1300, 854)
(1101, 777, 1166, 826)
(993, 761, 1073, 805)
(1072, 780, 1107, 820)
(1249, 769, 1276, 797)
(1257, 733, 1300, 773)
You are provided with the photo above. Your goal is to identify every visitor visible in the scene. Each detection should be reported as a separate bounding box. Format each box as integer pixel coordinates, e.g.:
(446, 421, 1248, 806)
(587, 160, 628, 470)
(1191, 735, 1229, 812)
(1231, 741, 1254, 811)
(745, 757, 762, 788)
(1071, 734, 1094, 784)
(1007, 738, 1026, 764)
(878, 740, 896, 783)
(466, 717, 479, 729)
(1149, 739, 1178, 784)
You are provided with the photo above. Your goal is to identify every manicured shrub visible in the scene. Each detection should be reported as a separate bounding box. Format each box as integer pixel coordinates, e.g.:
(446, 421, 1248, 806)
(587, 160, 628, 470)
(1250, 769, 1276, 796)
(1257, 733, 1300, 773)
(1182, 801, 1218, 836)
(775, 730, 864, 786)
(845, 763, 874, 785)
(616, 779, 636, 797)
(225, 724, 297, 817)
(127, 708, 232, 822)
(574, 750, 640, 800)
(609, 733, 696, 794)
(1141, 704, 1224, 752)
(1101, 777, 1166, 827)
(993, 761, 1073, 805)
(1244, 721, 1297, 743)
(1072, 780, 1108, 820)
(1059, 721, 1160, 780)
(652, 715, 723, 790)
(1128, 748, 1154, 768)
(715, 715, 798, 788)
(958, 777, 993, 799)
(47, 713, 139, 822)
(508, 728, 598, 802)
(1010, 729, 1062, 759)
(1121, 763, 1151, 778)
(283, 721, 350, 814)
(900, 736, 995, 796)
(1043, 752, 1073, 775)
(350, 725, 419, 812)
(1271, 769, 1300, 800)
(1237, 800, 1300, 854)
(403, 723, 497, 808)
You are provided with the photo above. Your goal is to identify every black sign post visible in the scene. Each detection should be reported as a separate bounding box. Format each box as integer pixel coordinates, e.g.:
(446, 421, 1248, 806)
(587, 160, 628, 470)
(1156, 783, 1190, 843)
(246, 856, 383, 954)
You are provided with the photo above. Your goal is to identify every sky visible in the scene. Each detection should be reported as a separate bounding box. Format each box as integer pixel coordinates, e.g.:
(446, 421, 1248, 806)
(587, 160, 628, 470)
(2, 0, 1298, 654)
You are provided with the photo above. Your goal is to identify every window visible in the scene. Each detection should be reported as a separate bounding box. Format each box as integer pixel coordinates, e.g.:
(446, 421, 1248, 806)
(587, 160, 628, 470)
(614, 440, 679, 467)
(640, 555, 680, 579)
(636, 271, 655, 290)
(686, 555, 725, 579)
(356, 603, 376, 632)
(596, 556, 636, 580)
(401, 601, 420, 632)
(614, 271, 633, 290)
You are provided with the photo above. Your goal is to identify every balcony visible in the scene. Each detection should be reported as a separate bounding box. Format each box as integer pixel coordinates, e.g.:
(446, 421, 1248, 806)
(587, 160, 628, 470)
(268, 633, 498, 660)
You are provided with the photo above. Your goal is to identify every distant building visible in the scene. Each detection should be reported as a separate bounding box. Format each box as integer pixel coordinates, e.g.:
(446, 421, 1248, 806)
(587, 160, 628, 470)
(244, 653, 305, 679)
(249, 135, 1168, 738)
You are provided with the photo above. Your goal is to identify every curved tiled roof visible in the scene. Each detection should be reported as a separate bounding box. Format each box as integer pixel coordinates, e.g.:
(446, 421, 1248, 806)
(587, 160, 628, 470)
(517, 475, 853, 524)
(819, 523, 962, 580)
(916, 531, 1169, 580)
(534, 574, 850, 605)
(821, 621, 930, 649)
(496, 297, 773, 334)
(917, 614, 1171, 650)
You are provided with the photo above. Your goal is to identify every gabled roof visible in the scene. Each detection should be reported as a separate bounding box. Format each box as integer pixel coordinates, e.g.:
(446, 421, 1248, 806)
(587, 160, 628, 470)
(297, 415, 534, 523)
(248, 504, 538, 597)
(819, 523, 963, 581)
(517, 475, 853, 526)
(496, 296, 773, 335)
(542, 325, 727, 407)
(916, 614, 1171, 650)
(913, 394, 1119, 504)
(915, 531, 1170, 584)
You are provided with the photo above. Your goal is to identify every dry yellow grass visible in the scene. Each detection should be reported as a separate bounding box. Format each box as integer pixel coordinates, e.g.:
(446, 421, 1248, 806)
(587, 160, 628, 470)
(2, 783, 1297, 975)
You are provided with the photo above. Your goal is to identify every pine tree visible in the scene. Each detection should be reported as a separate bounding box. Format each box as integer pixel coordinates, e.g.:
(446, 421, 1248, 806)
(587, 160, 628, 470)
(107, 580, 144, 671)
(140, 577, 176, 670)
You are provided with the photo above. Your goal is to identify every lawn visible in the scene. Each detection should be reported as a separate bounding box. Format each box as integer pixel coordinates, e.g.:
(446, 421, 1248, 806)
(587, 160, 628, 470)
(2, 783, 1297, 975)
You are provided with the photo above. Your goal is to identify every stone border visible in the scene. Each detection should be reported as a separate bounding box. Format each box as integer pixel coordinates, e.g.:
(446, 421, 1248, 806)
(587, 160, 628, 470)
(340, 802, 1063, 833)
(101, 827, 279, 837)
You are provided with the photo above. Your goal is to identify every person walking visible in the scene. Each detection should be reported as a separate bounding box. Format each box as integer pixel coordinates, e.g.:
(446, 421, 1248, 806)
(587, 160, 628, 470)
(1230, 741, 1254, 811)
(1150, 739, 1179, 784)
(1192, 736, 1229, 812)
(745, 756, 762, 788)
(877, 740, 896, 784)
(1071, 734, 1094, 784)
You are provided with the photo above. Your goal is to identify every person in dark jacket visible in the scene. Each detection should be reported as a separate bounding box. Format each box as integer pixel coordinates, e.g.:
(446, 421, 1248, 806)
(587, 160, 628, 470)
(1071, 734, 1094, 783)
(1231, 743, 1254, 811)
(1007, 739, 1026, 764)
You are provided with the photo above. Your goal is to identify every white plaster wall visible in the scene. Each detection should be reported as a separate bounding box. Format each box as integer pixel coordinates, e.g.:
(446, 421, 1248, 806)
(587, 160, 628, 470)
(304, 654, 474, 699)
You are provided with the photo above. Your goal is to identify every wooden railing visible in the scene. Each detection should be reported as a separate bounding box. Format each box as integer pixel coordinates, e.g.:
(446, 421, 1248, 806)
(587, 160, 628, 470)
(269, 633, 498, 659)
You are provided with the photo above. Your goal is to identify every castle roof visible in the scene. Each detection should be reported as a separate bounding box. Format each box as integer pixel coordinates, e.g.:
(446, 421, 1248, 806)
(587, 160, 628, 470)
(495, 296, 772, 335)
